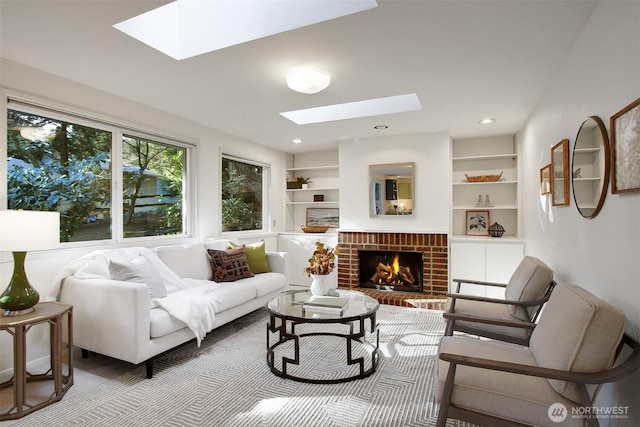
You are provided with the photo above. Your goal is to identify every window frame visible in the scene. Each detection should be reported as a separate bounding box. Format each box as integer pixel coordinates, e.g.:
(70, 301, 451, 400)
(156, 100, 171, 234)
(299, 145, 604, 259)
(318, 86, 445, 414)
(220, 153, 271, 236)
(3, 92, 196, 248)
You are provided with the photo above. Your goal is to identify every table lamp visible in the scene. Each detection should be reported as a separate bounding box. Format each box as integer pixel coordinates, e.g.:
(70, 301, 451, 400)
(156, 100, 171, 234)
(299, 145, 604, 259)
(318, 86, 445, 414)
(0, 210, 60, 316)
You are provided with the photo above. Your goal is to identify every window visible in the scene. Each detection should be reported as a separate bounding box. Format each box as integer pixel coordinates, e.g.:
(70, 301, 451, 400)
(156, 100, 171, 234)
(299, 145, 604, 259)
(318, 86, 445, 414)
(122, 134, 185, 238)
(6, 104, 189, 243)
(221, 156, 267, 232)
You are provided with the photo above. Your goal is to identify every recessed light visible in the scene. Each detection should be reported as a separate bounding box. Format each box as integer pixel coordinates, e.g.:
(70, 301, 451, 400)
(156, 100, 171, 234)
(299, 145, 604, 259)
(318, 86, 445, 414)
(292, 138, 303, 144)
(374, 125, 388, 130)
(479, 118, 495, 125)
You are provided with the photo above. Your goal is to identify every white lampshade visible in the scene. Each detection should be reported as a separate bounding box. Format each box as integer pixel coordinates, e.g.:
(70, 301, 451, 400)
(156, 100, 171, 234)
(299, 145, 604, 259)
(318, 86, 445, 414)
(0, 210, 60, 252)
(286, 66, 331, 94)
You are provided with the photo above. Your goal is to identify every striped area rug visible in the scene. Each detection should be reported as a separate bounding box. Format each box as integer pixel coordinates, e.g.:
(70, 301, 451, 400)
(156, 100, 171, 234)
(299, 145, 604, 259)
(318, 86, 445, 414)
(13, 305, 455, 427)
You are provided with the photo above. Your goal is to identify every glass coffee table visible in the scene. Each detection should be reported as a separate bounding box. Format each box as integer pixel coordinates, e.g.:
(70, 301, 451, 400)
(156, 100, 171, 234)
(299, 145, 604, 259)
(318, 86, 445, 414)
(266, 289, 380, 384)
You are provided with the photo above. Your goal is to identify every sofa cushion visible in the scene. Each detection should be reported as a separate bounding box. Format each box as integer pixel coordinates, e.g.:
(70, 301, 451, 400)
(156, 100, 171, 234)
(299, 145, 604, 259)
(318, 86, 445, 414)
(203, 238, 233, 251)
(109, 255, 167, 300)
(150, 307, 187, 338)
(504, 256, 553, 321)
(228, 240, 271, 274)
(154, 243, 212, 281)
(208, 247, 254, 282)
(530, 282, 626, 403)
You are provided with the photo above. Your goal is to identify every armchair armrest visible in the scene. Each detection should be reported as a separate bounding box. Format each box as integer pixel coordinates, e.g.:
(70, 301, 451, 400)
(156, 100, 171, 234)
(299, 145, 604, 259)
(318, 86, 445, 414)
(451, 278, 507, 293)
(439, 333, 640, 384)
(445, 292, 551, 308)
(442, 312, 537, 330)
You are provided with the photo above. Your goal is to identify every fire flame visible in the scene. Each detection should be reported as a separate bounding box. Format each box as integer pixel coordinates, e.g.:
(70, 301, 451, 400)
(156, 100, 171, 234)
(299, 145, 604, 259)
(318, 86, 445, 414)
(392, 254, 400, 275)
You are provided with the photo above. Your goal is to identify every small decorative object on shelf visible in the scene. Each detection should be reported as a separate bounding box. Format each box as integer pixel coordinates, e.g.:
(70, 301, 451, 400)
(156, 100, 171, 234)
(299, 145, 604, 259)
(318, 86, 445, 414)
(298, 176, 311, 189)
(314, 194, 324, 202)
(477, 195, 483, 206)
(305, 241, 339, 295)
(489, 222, 505, 237)
(287, 177, 301, 189)
(464, 171, 503, 183)
(485, 194, 492, 206)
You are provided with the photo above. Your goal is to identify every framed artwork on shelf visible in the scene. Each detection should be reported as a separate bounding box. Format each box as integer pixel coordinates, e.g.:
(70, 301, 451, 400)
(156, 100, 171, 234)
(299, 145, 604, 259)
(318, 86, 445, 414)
(466, 210, 490, 236)
(611, 97, 640, 194)
(306, 208, 339, 228)
(540, 164, 551, 195)
(551, 139, 570, 206)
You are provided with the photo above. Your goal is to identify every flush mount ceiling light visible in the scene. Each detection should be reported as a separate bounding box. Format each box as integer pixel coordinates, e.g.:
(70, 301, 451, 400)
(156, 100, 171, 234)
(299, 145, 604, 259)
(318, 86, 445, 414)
(280, 93, 422, 125)
(479, 118, 496, 125)
(114, 0, 378, 60)
(292, 138, 303, 144)
(286, 66, 331, 94)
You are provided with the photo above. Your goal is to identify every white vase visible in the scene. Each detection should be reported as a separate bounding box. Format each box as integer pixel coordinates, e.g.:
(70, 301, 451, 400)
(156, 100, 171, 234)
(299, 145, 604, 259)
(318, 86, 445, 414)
(301, 183, 309, 190)
(309, 274, 332, 296)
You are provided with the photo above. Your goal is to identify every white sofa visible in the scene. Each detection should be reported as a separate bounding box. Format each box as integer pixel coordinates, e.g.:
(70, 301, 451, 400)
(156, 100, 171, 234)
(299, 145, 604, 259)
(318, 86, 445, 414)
(57, 239, 288, 378)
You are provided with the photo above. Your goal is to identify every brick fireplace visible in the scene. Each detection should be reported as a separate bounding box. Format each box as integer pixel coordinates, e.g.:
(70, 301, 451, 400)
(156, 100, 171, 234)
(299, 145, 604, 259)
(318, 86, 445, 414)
(337, 231, 448, 308)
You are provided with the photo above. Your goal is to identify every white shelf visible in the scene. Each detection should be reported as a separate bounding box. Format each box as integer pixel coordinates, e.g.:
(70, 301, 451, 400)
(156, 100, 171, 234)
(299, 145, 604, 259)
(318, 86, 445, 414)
(453, 205, 517, 210)
(286, 165, 338, 172)
(453, 181, 517, 186)
(453, 154, 517, 162)
(286, 187, 339, 192)
(286, 201, 339, 205)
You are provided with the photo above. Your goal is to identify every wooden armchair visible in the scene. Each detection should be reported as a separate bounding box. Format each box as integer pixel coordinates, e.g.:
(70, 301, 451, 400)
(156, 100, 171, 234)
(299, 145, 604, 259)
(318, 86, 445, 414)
(436, 282, 640, 427)
(445, 256, 555, 345)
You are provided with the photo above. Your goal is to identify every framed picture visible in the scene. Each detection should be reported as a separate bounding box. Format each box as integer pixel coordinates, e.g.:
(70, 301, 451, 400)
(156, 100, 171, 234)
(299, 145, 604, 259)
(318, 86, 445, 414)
(611, 97, 640, 194)
(466, 210, 490, 236)
(540, 164, 551, 195)
(551, 139, 569, 206)
(306, 208, 339, 228)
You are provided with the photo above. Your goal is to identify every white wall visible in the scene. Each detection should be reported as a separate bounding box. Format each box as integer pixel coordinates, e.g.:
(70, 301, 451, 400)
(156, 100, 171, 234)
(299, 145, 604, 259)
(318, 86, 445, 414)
(339, 132, 450, 232)
(519, 2, 639, 422)
(0, 59, 287, 371)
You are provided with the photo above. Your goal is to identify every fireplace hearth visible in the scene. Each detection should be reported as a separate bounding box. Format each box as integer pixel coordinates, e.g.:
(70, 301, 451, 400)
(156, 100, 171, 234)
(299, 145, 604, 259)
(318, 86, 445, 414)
(359, 249, 423, 293)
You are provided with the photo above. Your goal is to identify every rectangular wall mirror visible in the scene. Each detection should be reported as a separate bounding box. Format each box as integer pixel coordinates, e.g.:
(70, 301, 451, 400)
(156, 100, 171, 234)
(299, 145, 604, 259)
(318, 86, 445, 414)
(370, 162, 415, 216)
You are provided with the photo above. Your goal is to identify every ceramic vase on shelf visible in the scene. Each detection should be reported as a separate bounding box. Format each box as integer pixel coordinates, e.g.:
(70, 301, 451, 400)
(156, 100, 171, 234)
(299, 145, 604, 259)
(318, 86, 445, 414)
(309, 274, 332, 296)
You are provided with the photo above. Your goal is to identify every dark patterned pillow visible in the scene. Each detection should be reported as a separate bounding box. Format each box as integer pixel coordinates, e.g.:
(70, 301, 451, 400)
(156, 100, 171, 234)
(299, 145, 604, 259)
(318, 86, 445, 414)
(207, 247, 254, 282)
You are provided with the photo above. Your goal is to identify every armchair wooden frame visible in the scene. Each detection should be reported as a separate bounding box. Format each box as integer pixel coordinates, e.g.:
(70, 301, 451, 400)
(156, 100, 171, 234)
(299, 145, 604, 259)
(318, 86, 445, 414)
(436, 333, 640, 427)
(444, 279, 556, 346)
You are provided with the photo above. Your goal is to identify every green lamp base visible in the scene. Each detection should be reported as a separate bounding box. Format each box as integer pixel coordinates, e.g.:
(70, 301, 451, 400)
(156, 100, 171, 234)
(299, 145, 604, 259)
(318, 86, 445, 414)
(0, 251, 40, 317)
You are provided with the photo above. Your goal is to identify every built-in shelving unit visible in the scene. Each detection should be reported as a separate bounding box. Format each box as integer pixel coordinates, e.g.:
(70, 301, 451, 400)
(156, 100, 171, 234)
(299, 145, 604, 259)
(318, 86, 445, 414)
(451, 135, 519, 238)
(285, 151, 339, 231)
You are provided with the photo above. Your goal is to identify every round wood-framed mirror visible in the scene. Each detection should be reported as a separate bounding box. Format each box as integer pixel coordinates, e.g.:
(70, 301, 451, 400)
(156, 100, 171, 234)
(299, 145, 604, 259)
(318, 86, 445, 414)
(571, 116, 610, 218)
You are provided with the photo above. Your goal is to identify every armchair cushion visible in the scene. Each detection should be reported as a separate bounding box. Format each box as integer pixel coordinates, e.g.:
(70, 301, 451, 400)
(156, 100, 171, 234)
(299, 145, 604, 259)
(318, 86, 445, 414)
(437, 336, 583, 426)
(504, 256, 553, 321)
(530, 282, 626, 403)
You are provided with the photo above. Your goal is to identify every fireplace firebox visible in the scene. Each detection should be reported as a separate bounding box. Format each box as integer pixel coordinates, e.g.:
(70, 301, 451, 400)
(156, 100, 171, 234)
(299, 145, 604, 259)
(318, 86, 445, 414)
(358, 249, 423, 293)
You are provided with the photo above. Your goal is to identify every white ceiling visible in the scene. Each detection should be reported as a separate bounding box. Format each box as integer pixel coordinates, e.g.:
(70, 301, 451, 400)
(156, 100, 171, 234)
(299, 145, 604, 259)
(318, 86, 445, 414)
(0, 0, 598, 153)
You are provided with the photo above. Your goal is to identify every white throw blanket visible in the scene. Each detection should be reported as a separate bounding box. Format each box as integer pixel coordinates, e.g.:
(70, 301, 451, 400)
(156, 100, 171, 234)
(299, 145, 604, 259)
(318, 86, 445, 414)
(48, 247, 220, 345)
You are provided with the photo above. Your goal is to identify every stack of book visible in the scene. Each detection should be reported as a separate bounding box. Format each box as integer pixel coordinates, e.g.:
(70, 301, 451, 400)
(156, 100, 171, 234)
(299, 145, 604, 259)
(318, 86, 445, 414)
(302, 295, 349, 315)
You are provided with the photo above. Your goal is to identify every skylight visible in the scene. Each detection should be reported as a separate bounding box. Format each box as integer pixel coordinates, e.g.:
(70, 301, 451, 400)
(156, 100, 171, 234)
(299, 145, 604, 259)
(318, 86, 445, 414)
(114, 0, 378, 60)
(280, 94, 422, 125)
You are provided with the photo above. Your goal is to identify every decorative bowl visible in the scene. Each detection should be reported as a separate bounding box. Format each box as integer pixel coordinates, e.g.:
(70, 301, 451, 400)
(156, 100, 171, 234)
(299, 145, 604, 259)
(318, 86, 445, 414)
(465, 171, 503, 182)
(301, 226, 329, 233)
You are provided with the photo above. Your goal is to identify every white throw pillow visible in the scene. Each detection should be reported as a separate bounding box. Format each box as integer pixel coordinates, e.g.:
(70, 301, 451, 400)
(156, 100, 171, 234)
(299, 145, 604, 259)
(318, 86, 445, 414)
(109, 255, 167, 299)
